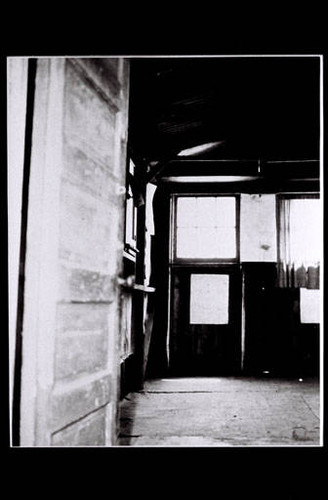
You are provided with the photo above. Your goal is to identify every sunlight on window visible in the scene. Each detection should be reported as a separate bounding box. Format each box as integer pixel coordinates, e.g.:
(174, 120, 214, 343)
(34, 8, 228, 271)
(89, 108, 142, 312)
(289, 199, 321, 267)
(176, 197, 236, 259)
(300, 288, 320, 323)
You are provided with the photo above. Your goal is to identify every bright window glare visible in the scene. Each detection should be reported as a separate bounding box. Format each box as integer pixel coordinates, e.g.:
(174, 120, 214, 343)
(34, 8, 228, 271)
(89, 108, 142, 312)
(176, 197, 236, 259)
(289, 199, 321, 266)
(300, 288, 320, 323)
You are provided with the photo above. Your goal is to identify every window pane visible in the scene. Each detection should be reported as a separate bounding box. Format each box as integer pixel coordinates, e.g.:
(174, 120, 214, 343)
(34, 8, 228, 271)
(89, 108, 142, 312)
(300, 289, 320, 323)
(215, 197, 236, 227)
(176, 227, 236, 259)
(176, 196, 237, 259)
(216, 228, 237, 258)
(176, 197, 197, 227)
(289, 199, 321, 266)
(190, 274, 229, 324)
(176, 228, 199, 258)
(197, 227, 218, 258)
(197, 197, 217, 227)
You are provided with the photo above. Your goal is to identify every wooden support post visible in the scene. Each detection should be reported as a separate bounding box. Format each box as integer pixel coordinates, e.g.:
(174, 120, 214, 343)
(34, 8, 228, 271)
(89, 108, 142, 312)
(133, 176, 147, 390)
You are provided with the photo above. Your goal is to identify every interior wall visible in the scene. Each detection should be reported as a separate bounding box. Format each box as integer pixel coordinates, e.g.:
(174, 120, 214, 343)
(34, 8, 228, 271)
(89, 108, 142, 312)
(146, 184, 320, 379)
(239, 192, 319, 376)
(240, 194, 277, 262)
(19, 58, 130, 446)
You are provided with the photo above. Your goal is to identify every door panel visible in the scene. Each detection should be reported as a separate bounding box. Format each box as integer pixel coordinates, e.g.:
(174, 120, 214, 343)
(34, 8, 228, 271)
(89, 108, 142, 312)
(169, 266, 241, 376)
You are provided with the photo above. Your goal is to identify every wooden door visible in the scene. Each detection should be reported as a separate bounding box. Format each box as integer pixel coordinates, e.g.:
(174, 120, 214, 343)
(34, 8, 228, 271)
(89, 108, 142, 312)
(17, 58, 130, 446)
(169, 265, 241, 376)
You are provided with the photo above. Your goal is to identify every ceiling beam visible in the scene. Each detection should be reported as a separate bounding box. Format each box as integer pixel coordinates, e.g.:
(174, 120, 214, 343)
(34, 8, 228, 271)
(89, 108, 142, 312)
(156, 159, 320, 180)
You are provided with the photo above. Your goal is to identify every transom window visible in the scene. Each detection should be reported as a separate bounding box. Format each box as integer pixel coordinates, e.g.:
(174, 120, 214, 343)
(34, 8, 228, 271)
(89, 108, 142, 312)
(174, 196, 238, 260)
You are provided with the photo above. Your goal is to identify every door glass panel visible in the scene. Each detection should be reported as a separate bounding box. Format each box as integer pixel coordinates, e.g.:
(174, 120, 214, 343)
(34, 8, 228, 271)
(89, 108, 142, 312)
(190, 274, 229, 324)
(176, 196, 237, 259)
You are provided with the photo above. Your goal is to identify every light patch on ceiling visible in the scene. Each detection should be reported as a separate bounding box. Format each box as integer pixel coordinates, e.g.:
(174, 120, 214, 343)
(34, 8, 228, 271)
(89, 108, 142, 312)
(177, 141, 225, 157)
(160, 176, 259, 183)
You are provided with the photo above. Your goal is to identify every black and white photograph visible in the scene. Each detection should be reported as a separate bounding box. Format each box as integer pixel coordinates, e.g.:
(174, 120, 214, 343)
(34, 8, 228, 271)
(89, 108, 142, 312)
(7, 54, 323, 449)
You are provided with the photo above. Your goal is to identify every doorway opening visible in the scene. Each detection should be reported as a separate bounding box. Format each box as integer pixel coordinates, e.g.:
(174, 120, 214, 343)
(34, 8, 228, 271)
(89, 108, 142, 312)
(168, 194, 241, 376)
(125, 55, 321, 388)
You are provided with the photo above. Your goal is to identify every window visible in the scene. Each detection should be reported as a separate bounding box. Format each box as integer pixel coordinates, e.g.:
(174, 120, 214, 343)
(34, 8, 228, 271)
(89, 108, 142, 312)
(277, 195, 321, 324)
(300, 288, 320, 324)
(175, 196, 238, 260)
(277, 196, 321, 289)
(288, 198, 321, 268)
(124, 160, 138, 259)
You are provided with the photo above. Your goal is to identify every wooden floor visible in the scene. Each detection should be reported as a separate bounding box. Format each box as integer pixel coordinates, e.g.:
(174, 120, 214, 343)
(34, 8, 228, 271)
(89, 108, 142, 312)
(118, 376, 321, 447)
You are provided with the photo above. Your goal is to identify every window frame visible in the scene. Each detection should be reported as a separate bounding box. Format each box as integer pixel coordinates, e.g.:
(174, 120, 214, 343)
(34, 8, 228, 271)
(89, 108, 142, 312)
(170, 193, 240, 264)
(123, 159, 139, 261)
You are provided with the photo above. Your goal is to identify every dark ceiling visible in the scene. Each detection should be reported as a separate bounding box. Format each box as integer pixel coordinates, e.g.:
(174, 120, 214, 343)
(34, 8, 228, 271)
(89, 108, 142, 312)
(128, 56, 320, 184)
